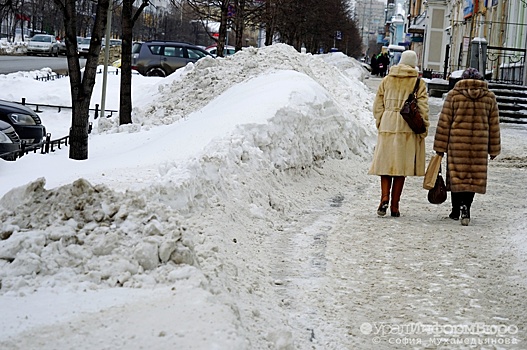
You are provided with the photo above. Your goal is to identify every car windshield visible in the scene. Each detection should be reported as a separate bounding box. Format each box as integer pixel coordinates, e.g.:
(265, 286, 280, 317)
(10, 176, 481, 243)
(32, 35, 51, 42)
(80, 38, 91, 45)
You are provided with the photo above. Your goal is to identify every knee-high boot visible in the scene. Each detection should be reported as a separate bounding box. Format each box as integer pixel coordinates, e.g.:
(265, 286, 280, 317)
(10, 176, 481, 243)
(377, 175, 392, 216)
(390, 176, 405, 217)
(460, 192, 475, 226)
(450, 192, 462, 220)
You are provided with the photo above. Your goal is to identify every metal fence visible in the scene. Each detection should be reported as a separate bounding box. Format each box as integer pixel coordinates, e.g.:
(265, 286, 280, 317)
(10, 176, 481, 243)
(1, 99, 118, 161)
(487, 46, 526, 85)
(0, 124, 92, 161)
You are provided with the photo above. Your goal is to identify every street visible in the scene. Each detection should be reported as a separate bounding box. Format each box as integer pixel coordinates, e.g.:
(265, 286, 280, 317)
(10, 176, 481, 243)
(0, 55, 85, 74)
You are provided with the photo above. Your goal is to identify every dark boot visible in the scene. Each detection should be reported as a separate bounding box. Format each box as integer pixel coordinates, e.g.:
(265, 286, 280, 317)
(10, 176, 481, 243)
(377, 175, 392, 216)
(390, 176, 405, 217)
(460, 192, 475, 226)
(449, 192, 461, 220)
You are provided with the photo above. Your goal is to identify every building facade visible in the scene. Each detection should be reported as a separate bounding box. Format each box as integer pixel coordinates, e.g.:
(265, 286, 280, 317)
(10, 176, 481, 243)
(400, 0, 527, 84)
(355, 0, 389, 57)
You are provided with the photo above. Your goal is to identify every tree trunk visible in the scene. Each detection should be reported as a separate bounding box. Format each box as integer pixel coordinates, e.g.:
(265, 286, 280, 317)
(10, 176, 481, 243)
(216, 1, 229, 57)
(69, 99, 90, 159)
(264, 0, 273, 46)
(234, 0, 245, 51)
(119, 0, 133, 125)
(55, 0, 109, 160)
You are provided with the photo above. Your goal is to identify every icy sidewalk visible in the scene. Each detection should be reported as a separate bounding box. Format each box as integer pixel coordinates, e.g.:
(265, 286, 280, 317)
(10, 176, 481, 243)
(251, 94, 527, 349)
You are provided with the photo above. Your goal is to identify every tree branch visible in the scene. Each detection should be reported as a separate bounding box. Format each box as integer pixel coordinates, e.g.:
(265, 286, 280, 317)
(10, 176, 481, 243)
(132, 0, 150, 25)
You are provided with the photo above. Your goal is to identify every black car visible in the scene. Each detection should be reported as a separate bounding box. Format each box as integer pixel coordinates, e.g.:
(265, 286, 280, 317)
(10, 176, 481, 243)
(0, 100, 46, 145)
(0, 120, 21, 161)
(132, 41, 214, 77)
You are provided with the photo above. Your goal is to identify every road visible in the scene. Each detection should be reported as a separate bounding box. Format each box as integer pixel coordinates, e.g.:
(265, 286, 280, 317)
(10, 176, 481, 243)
(0, 55, 85, 74)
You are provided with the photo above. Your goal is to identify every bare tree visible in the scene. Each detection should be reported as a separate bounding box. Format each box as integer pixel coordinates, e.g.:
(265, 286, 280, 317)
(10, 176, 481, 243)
(231, 0, 264, 51)
(271, 0, 361, 56)
(53, 0, 110, 160)
(263, 0, 282, 46)
(183, 0, 229, 57)
(118, 0, 149, 125)
(0, 0, 29, 40)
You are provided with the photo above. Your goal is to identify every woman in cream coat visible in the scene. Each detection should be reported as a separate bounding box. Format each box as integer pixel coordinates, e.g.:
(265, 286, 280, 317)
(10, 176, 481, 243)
(368, 50, 429, 217)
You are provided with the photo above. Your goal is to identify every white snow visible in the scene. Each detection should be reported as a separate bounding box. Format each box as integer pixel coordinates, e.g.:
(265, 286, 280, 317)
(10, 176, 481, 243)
(0, 44, 526, 349)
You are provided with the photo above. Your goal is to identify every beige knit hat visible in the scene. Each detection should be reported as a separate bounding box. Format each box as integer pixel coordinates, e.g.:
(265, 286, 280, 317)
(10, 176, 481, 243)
(399, 50, 417, 67)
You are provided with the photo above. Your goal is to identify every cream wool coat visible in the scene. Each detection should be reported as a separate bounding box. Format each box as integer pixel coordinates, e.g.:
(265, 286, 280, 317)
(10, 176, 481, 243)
(433, 79, 501, 194)
(368, 64, 430, 176)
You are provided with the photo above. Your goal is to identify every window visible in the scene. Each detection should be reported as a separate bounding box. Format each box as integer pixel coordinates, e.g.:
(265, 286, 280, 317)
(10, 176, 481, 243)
(32, 35, 51, 42)
(163, 46, 183, 58)
(187, 48, 207, 59)
(148, 45, 162, 55)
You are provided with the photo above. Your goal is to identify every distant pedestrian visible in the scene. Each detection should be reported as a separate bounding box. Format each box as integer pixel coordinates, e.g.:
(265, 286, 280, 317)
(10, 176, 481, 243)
(433, 67, 501, 226)
(371, 54, 378, 76)
(378, 52, 389, 77)
(369, 50, 430, 217)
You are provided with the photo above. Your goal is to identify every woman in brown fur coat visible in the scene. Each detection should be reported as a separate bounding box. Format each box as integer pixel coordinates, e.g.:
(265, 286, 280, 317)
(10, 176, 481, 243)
(433, 68, 501, 226)
(369, 50, 430, 217)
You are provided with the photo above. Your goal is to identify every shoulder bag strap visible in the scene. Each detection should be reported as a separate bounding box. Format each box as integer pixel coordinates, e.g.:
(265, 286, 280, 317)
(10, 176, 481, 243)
(412, 78, 420, 95)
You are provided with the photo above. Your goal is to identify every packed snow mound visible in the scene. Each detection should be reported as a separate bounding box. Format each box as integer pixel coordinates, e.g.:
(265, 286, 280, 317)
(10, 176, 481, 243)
(144, 70, 375, 209)
(100, 44, 374, 132)
(0, 178, 198, 295)
(0, 39, 27, 55)
(0, 44, 377, 296)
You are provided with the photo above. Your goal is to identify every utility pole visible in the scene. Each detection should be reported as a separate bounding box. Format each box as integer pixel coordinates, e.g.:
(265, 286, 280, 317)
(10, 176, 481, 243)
(100, 0, 112, 120)
(367, 0, 372, 56)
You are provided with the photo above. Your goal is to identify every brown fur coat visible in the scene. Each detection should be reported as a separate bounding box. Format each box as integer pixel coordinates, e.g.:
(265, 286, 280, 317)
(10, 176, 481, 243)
(433, 79, 501, 194)
(369, 64, 430, 176)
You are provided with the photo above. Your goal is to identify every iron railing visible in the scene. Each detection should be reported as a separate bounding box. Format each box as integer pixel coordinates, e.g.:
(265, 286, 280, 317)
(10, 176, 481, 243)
(487, 46, 526, 85)
(0, 124, 92, 161)
(1, 98, 116, 161)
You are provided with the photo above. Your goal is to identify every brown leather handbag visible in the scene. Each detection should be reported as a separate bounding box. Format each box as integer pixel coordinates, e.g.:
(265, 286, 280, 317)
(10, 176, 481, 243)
(400, 78, 426, 134)
(428, 166, 447, 204)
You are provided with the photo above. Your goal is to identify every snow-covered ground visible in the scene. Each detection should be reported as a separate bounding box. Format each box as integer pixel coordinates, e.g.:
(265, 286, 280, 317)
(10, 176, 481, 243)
(0, 44, 526, 349)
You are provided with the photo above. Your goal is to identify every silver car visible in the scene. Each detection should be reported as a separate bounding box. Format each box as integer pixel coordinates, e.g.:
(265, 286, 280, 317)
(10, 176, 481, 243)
(78, 37, 91, 58)
(27, 34, 59, 57)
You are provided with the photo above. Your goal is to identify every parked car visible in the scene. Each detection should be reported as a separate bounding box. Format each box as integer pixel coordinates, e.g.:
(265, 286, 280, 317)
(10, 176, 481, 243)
(0, 120, 21, 161)
(132, 41, 214, 77)
(78, 37, 91, 58)
(57, 40, 66, 55)
(0, 100, 46, 145)
(205, 44, 236, 57)
(100, 38, 122, 49)
(27, 34, 59, 57)
(58, 36, 83, 55)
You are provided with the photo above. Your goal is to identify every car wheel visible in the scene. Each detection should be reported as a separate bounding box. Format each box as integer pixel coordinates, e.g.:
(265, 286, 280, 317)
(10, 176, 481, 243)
(146, 67, 166, 77)
(54, 49, 59, 57)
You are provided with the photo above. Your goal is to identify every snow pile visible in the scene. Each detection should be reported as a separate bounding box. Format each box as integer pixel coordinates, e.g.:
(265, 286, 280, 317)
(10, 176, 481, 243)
(0, 45, 376, 300)
(0, 39, 27, 55)
(101, 44, 374, 132)
(0, 67, 60, 81)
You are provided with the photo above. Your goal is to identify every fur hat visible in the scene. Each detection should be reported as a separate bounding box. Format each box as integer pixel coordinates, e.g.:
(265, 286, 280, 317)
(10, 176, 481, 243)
(399, 50, 418, 67)
(461, 67, 484, 80)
